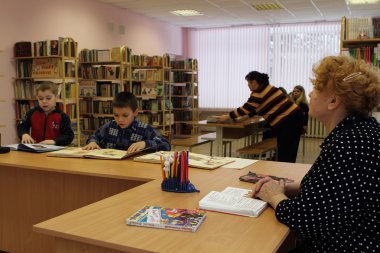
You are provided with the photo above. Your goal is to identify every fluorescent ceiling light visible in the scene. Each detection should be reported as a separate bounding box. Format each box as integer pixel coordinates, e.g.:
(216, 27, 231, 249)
(348, 0, 380, 4)
(252, 3, 283, 11)
(170, 10, 203, 16)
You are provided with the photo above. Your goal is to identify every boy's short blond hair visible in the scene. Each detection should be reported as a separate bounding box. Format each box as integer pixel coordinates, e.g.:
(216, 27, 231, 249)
(36, 82, 58, 96)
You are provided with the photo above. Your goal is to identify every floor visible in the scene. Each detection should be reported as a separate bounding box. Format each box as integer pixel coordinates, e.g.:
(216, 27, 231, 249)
(172, 136, 323, 165)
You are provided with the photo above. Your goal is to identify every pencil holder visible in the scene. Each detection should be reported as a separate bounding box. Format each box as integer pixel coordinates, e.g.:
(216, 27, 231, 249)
(161, 178, 200, 193)
(160, 151, 200, 193)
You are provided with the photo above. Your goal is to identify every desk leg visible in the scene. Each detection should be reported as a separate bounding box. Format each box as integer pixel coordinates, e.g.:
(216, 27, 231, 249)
(216, 126, 223, 157)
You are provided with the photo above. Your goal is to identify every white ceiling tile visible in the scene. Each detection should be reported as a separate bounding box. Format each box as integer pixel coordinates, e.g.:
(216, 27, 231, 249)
(94, 0, 380, 28)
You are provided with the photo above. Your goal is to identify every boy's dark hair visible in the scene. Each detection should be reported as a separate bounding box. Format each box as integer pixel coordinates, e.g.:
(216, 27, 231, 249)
(245, 71, 269, 89)
(36, 81, 58, 95)
(112, 91, 138, 111)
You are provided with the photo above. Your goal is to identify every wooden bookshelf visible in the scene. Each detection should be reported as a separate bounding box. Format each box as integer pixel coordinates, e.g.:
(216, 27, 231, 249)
(13, 37, 81, 146)
(0, 50, 5, 143)
(78, 46, 132, 142)
(170, 58, 199, 136)
(340, 16, 380, 68)
(130, 53, 172, 135)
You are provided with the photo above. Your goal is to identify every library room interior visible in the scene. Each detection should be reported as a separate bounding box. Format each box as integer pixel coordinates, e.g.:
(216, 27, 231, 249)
(1, 0, 380, 252)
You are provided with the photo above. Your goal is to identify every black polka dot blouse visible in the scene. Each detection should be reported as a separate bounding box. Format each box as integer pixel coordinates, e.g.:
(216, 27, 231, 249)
(275, 115, 380, 252)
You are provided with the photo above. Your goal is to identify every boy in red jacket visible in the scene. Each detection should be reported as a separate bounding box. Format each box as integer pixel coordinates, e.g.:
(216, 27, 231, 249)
(17, 82, 74, 146)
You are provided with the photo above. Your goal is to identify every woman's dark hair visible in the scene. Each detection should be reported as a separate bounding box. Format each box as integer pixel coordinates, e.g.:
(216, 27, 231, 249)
(112, 91, 138, 111)
(245, 71, 269, 89)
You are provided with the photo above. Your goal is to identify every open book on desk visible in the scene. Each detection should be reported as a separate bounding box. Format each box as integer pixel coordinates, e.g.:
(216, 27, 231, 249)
(5, 143, 65, 153)
(134, 151, 235, 170)
(47, 147, 144, 160)
(199, 187, 267, 217)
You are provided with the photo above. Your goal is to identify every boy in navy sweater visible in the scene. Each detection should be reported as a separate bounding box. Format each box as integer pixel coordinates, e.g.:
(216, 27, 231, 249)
(83, 92, 170, 152)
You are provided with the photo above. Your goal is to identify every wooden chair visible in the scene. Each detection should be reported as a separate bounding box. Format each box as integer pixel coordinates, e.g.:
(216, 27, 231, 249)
(236, 138, 277, 160)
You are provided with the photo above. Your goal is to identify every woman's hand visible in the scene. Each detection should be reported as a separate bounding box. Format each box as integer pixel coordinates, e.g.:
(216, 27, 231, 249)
(217, 114, 231, 123)
(128, 141, 146, 153)
(21, 134, 35, 144)
(252, 177, 287, 209)
(39, 140, 56, 145)
(82, 142, 100, 150)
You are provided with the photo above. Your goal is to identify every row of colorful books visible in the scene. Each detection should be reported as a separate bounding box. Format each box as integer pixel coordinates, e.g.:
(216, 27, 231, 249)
(15, 81, 77, 100)
(341, 44, 380, 67)
(15, 38, 77, 58)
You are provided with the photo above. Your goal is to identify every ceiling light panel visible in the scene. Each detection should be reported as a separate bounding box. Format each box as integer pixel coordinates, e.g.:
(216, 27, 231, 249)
(171, 9, 204, 16)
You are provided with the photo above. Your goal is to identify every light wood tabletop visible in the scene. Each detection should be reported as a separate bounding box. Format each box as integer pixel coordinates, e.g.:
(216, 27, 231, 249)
(32, 158, 311, 253)
(0, 151, 163, 253)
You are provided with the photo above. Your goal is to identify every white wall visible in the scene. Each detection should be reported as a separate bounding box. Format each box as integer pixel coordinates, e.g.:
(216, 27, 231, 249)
(0, 0, 184, 145)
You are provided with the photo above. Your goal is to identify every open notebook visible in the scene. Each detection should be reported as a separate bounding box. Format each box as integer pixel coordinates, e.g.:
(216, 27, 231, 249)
(5, 143, 65, 153)
(47, 147, 144, 160)
(134, 151, 235, 170)
(199, 187, 267, 217)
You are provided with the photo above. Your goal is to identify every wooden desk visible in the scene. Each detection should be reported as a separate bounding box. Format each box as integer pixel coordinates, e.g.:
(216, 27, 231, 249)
(0, 152, 162, 253)
(34, 160, 310, 253)
(198, 117, 265, 156)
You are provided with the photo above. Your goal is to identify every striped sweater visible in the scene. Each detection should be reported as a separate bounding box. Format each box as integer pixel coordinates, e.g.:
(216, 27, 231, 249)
(229, 85, 300, 128)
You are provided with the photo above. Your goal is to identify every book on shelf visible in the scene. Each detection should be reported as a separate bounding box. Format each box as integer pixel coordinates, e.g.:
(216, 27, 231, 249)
(126, 205, 206, 232)
(14, 41, 32, 57)
(134, 151, 234, 170)
(79, 80, 97, 97)
(32, 58, 61, 78)
(47, 147, 145, 160)
(199, 187, 267, 217)
(5, 143, 65, 153)
(141, 83, 160, 99)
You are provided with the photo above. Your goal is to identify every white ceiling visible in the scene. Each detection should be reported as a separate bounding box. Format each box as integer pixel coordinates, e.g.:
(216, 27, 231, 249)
(94, 0, 380, 28)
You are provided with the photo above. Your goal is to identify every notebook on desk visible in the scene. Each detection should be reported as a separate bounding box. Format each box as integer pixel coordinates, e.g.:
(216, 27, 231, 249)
(5, 143, 65, 153)
(199, 187, 267, 217)
(47, 147, 146, 160)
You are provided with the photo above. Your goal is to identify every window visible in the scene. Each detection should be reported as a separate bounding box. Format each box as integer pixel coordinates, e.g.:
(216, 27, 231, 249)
(188, 22, 340, 108)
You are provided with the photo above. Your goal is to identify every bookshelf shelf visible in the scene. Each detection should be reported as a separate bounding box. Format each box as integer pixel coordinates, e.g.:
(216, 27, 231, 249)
(81, 61, 131, 65)
(13, 37, 81, 146)
(78, 46, 133, 144)
(128, 53, 172, 135)
(170, 58, 199, 137)
(92, 113, 114, 117)
(340, 16, 380, 68)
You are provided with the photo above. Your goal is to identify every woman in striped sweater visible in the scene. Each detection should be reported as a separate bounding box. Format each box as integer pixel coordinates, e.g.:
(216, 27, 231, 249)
(218, 71, 303, 163)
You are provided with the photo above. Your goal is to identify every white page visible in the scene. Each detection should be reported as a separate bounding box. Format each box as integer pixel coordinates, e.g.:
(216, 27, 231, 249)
(221, 158, 258, 169)
(199, 191, 267, 217)
(4, 144, 19, 150)
(22, 144, 65, 151)
(221, 187, 252, 198)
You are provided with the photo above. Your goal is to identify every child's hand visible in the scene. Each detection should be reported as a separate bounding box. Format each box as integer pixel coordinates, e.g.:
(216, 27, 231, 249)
(128, 141, 146, 153)
(39, 140, 56, 145)
(82, 142, 100, 150)
(21, 134, 35, 144)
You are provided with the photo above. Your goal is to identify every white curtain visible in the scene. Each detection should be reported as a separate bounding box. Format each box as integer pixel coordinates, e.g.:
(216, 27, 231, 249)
(187, 22, 340, 109)
(271, 22, 341, 97)
(188, 26, 270, 109)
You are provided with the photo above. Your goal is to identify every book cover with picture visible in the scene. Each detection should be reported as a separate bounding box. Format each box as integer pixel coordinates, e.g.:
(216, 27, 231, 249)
(126, 206, 206, 232)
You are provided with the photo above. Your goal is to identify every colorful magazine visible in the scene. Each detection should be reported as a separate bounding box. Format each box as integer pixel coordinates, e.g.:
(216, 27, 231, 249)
(126, 206, 206, 232)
